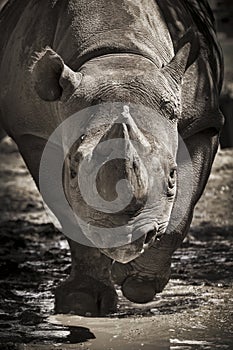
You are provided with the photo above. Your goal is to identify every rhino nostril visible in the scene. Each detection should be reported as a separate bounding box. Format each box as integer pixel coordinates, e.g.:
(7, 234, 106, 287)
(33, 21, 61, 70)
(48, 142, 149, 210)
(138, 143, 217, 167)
(144, 230, 155, 244)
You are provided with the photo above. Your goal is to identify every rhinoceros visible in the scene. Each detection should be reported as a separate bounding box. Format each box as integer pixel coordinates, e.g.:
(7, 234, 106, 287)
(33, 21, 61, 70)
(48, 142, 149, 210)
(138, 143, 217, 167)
(0, 0, 224, 316)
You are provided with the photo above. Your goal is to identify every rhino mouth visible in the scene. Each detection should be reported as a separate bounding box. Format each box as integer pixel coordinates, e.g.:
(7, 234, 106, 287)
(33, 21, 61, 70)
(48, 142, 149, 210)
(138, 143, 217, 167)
(143, 229, 157, 248)
(100, 227, 164, 264)
(140, 226, 166, 250)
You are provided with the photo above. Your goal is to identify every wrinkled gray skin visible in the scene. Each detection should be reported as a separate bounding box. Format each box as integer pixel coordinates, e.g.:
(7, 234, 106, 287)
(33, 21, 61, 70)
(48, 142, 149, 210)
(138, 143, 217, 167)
(0, 0, 224, 316)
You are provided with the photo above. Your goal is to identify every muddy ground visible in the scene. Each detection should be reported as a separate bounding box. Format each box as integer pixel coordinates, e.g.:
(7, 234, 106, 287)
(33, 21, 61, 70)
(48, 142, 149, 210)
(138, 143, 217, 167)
(0, 137, 232, 350)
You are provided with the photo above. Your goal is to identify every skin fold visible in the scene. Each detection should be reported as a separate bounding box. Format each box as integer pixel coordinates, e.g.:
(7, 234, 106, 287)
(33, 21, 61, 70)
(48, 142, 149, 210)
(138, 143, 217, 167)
(0, 0, 224, 316)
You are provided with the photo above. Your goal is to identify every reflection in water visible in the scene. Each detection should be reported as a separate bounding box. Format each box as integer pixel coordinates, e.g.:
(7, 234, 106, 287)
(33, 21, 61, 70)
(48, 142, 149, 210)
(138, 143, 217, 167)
(48, 300, 233, 350)
(66, 326, 96, 343)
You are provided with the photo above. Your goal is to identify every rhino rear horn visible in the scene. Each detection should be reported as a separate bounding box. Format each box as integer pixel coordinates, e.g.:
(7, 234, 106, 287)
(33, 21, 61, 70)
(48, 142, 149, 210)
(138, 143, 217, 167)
(162, 27, 200, 83)
(30, 47, 82, 101)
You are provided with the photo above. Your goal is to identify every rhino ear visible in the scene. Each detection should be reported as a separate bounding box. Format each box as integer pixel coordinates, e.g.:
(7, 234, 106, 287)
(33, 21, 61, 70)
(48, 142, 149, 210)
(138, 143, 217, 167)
(30, 47, 82, 101)
(162, 28, 200, 83)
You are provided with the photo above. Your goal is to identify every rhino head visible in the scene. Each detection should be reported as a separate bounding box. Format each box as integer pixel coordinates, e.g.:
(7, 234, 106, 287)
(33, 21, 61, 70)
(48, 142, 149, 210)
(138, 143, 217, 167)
(32, 30, 198, 263)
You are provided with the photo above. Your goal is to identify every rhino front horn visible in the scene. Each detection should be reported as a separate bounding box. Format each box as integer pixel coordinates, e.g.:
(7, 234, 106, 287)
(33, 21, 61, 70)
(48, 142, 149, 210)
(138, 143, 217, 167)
(92, 121, 149, 214)
(74, 118, 150, 215)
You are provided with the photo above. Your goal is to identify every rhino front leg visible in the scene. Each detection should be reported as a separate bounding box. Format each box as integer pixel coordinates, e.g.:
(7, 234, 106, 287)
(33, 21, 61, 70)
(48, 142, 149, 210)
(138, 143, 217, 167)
(112, 243, 173, 303)
(7, 137, 117, 316)
(112, 130, 219, 303)
(55, 239, 117, 316)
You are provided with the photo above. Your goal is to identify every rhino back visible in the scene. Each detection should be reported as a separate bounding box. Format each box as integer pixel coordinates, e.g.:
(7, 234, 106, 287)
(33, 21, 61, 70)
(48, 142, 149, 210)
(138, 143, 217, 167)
(0, 0, 223, 142)
(156, 0, 224, 137)
(157, 0, 223, 90)
(0, 0, 174, 139)
(0, 0, 174, 71)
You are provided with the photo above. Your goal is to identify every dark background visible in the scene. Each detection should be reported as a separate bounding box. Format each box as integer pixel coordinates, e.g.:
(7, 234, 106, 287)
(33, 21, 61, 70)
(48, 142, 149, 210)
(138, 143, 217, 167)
(209, 0, 233, 147)
(209, 0, 233, 38)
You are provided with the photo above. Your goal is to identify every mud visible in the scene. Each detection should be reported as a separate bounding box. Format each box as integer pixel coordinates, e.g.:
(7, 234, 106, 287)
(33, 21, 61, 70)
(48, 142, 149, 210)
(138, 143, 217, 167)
(0, 137, 232, 349)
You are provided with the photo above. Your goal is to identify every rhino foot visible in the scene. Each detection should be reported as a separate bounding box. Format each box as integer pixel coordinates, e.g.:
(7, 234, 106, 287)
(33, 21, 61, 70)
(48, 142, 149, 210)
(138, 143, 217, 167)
(54, 276, 117, 316)
(121, 275, 169, 303)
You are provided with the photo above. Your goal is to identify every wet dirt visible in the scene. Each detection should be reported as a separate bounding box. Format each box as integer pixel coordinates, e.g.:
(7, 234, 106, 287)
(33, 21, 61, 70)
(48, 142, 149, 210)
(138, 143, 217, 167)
(0, 137, 232, 349)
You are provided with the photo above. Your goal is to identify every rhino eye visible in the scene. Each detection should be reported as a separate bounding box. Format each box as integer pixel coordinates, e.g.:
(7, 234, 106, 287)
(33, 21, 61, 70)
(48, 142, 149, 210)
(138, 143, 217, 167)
(169, 169, 176, 179)
(70, 168, 77, 179)
(160, 93, 180, 120)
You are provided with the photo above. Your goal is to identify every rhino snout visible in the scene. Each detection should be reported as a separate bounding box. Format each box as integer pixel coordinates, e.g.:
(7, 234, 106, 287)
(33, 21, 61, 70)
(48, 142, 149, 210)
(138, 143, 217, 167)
(101, 225, 159, 263)
(66, 117, 151, 218)
(61, 103, 176, 258)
